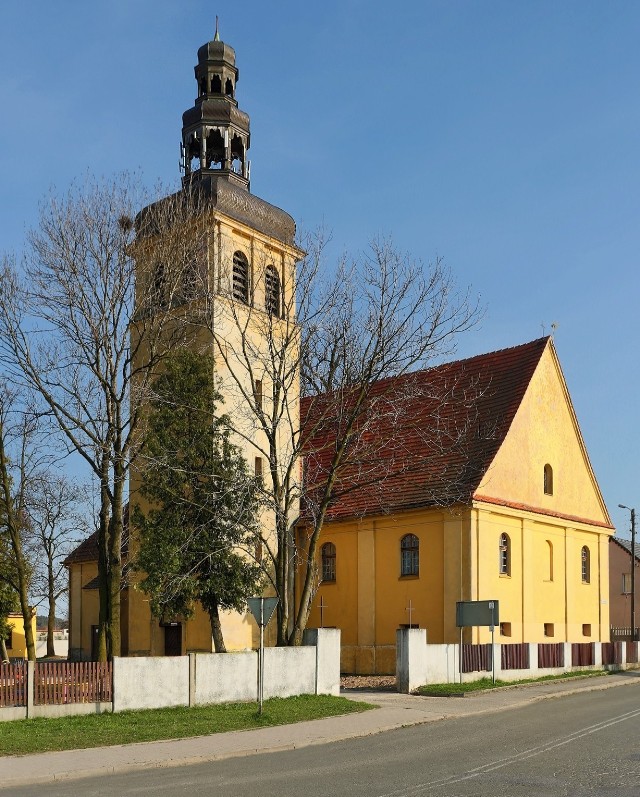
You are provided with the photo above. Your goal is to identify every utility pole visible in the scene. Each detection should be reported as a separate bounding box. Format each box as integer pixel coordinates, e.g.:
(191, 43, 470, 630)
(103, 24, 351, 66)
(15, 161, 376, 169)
(619, 504, 636, 641)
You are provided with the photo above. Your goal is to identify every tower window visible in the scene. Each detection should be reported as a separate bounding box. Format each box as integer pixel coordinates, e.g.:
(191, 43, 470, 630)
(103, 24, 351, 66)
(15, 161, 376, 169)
(152, 261, 167, 310)
(232, 251, 249, 304)
(225, 78, 234, 97)
(581, 546, 590, 583)
(253, 379, 263, 410)
(211, 74, 222, 94)
(321, 542, 336, 583)
(254, 457, 263, 482)
(265, 265, 281, 318)
(499, 533, 510, 576)
(400, 534, 419, 577)
(543, 464, 553, 495)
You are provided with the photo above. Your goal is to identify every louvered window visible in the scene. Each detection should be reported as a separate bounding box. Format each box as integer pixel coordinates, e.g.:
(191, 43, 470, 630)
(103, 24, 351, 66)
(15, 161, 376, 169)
(232, 251, 249, 304)
(265, 265, 281, 317)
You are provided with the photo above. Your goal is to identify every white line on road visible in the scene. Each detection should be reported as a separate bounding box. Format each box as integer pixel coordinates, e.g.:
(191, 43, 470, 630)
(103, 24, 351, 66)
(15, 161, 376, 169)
(377, 705, 640, 796)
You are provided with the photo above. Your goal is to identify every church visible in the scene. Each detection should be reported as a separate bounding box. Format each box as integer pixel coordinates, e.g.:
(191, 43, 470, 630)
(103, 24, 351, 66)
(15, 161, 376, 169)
(66, 30, 613, 670)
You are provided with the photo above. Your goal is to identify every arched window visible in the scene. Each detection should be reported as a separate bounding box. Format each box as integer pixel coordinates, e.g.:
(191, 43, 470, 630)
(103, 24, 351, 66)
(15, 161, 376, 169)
(581, 546, 590, 583)
(225, 78, 234, 97)
(499, 533, 510, 575)
(265, 265, 281, 318)
(211, 74, 222, 94)
(543, 464, 553, 495)
(321, 542, 336, 583)
(400, 534, 419, 577)
(232, 251, 249, 304)
(546, 540, 553, 581)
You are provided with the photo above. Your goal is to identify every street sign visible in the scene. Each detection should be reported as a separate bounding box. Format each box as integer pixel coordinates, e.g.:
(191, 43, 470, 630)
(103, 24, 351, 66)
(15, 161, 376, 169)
(247, 597, 279, 628)
(456, 600, 499, 628)
(246, 596, 279, 715)
(455, 599, 500, 684)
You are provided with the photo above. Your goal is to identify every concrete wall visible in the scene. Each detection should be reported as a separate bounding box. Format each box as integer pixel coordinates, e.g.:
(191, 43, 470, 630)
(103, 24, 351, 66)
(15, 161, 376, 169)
(112, 656, 189, 712)
(193, 651, 257, 704)
(264, 647, 315, 698)
(303, 628, 341, 695)
(0, 629, 341, 721)
(396, 635, 638, 692)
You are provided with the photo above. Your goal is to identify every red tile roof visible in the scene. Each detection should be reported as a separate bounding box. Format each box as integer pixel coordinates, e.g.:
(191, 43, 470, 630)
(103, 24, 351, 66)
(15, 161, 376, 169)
(301, 338, 550, 522)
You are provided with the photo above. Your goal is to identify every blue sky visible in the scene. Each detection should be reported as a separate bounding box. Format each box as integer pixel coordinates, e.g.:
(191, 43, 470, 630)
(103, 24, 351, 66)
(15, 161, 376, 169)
(1, 1, 638, 535)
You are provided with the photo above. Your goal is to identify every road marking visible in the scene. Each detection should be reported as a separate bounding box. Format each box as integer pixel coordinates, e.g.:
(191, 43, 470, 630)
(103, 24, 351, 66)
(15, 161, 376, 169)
(377, 705, 640, 796)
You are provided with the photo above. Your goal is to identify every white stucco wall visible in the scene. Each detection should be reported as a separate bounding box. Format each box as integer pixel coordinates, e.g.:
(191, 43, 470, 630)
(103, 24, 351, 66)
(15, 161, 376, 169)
(112, 656, 189, 712)
(193, 651, 258, 704)
(263, 646, 315, 698)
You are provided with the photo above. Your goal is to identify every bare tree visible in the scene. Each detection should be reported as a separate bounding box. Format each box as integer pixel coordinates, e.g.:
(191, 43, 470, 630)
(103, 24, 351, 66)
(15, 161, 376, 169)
(0, 174, 208, 660)
(24, 474, 87, 657)
(188, 234, 480, 644)
(0, 385, 51, 661)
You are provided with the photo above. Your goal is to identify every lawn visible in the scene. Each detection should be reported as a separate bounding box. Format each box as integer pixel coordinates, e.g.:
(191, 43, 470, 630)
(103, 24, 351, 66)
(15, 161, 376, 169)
(0, 694, 373, 757)
(416, 669, 608, 695)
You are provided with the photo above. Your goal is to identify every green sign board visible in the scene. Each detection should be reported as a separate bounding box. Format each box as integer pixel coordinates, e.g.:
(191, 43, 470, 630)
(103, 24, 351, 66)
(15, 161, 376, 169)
(456, 600, 499, 629)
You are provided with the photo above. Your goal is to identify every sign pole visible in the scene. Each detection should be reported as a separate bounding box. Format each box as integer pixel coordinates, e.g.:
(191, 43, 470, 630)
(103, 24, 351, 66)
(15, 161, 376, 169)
(246, 596, 279, 717)
(259, 613, 265, 715)
(489, 600, 496, 684)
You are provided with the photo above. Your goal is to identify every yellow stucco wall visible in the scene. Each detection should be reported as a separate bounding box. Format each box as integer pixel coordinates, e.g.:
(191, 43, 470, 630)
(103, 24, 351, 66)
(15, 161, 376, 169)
(475, 342, 610, 527)
(471, 505, 609, 644)
(5, 613, 36, 659)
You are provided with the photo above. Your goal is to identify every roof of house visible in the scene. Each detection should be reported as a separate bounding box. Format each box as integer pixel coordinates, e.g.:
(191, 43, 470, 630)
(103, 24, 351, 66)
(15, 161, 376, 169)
(63, 506, 129, 567)
(611, 536, 640, 560)
(301, 337, 552, 522)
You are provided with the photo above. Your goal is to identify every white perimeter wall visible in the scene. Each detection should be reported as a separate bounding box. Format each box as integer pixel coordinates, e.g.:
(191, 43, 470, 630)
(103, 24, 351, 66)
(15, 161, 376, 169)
(109, 629, 339, 713)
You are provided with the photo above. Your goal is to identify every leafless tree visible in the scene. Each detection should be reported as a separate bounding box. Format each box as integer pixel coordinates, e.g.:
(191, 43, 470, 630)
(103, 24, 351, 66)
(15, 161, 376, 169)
(188, 234, 481, 645)
(0, 385, 53, 661)
(0, 174, 209, 660)
(24, 474, 87, 657)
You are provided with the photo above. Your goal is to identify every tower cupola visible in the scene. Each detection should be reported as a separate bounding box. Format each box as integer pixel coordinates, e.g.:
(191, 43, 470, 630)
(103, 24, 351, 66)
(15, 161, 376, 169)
(181, 20, 251, 189)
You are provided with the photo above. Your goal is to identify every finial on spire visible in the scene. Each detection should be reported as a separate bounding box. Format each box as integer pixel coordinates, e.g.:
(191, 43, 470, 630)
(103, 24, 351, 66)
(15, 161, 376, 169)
(214, 16, 220, 41)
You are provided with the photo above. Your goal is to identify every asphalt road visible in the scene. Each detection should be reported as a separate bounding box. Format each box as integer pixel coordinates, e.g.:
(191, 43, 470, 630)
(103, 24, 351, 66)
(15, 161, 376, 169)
(9, 687, 640, 797)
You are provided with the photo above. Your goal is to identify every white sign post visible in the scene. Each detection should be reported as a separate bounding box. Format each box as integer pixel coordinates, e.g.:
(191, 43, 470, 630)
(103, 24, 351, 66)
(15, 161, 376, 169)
(247, 597, 279, 714)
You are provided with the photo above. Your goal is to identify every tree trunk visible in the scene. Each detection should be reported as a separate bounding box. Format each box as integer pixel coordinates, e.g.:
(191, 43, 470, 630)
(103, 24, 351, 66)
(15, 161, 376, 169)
(46, 557, 56, 658)
(209, 596, 226, 653)
(109, 459, 126, 659)
(97, 474, 110, 662)
(0, 425, 36, 662)
(0, 636, 8, 663)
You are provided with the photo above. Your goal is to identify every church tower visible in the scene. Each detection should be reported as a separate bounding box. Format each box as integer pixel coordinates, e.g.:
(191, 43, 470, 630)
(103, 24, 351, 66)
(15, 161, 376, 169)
(127, 26, 303, 657)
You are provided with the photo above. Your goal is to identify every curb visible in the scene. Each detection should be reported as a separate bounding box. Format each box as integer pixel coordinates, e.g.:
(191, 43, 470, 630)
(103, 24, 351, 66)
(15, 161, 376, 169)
(2, 674, 639, 789)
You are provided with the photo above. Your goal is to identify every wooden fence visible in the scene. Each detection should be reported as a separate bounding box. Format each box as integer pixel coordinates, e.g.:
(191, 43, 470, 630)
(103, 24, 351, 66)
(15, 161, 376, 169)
(601, 642, 624, 666)
(34, 661, 112, 705)
(0, 661, 26, 708)
(537, 643, 564, 668)
(461, 644, 492, 673)
(501, 643, 530, 670)
(571, 642, 594, 667)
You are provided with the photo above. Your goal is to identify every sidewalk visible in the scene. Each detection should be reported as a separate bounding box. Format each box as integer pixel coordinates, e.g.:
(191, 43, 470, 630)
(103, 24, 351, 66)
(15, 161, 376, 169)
(2, 671, 639, 789)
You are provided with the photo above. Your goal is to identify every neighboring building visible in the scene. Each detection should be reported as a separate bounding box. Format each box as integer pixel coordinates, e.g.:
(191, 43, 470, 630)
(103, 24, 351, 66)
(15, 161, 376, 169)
(304, 338, 614, 674)
(608, 537, 640, 635)
(66, 28, 301, 659)
(4, 612, 36, 660)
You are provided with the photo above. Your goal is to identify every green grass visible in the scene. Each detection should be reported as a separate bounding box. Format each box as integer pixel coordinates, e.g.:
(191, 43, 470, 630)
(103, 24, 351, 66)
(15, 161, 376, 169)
(416, 669, 609, 695)
(0, 694, 373, 757)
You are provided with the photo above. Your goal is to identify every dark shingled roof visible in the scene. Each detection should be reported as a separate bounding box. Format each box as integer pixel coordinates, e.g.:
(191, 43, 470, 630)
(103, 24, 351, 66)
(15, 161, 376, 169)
(611, 537, 640, 561)
(301, 338, 550, 523)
